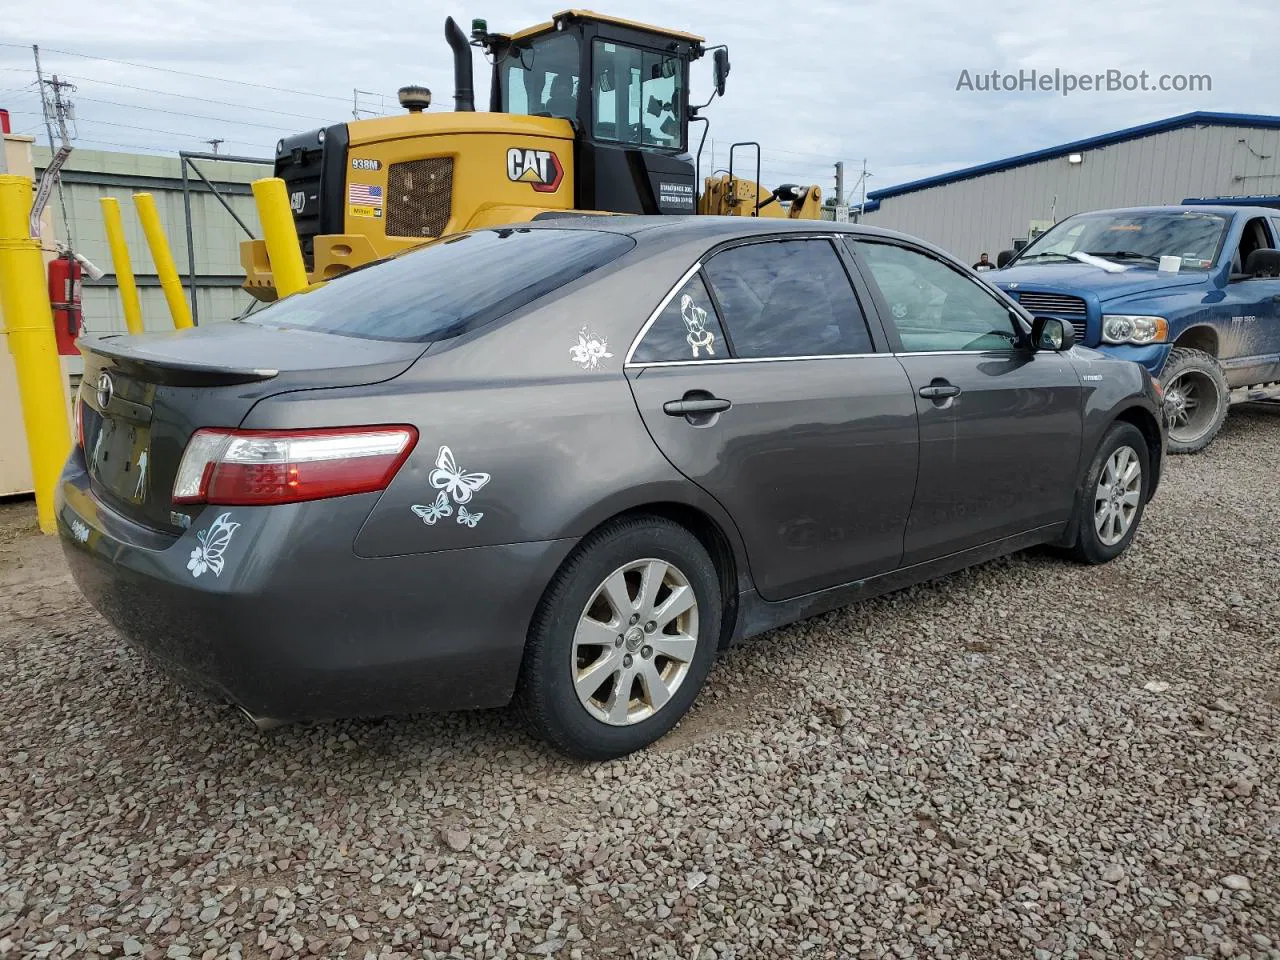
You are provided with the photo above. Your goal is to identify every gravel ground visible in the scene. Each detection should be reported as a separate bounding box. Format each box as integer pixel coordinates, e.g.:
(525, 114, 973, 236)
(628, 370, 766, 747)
(2, 406, 1279, 960)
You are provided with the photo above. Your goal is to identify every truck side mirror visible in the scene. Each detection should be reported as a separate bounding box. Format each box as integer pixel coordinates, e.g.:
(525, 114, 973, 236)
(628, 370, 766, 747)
(713, 49, 730, 97)
(996, 249, 1016, 268)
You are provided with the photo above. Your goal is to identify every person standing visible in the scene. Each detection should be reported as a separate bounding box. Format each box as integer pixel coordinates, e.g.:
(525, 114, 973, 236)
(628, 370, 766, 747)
(972, 252, 993, 271)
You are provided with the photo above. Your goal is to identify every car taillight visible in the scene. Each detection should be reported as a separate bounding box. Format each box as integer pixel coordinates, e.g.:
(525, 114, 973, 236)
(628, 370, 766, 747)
(172, 426, 418, 506)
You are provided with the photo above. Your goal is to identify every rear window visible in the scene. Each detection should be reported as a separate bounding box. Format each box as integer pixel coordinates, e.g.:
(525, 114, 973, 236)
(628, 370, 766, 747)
(247, 227, 635, 342)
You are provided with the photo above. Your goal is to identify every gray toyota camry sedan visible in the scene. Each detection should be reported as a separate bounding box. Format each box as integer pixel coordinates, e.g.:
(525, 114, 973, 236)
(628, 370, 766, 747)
(58, 217, 1165, 759)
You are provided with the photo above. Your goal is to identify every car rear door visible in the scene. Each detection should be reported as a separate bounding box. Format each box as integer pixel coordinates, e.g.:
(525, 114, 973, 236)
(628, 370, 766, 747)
(846, 237, 1084, 565)
(625, 236, 920, 602)
(1223, 215, 1280, 386)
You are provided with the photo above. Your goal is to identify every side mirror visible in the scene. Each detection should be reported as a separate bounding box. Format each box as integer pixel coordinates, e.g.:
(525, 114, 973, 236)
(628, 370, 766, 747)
(996, 249, 1017, 269)
(713, 49, 730, 97)
(1031, 316, 1074, 352)
(1244, 248, 1280, 278)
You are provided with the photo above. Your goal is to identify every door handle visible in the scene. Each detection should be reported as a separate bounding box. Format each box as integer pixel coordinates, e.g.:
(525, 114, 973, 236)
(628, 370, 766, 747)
(663, 397, 732, 416)
(918, 383, 961, 399)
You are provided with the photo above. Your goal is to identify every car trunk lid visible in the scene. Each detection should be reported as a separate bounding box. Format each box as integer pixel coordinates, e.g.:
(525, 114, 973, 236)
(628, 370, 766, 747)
(79, 323, 425, 533)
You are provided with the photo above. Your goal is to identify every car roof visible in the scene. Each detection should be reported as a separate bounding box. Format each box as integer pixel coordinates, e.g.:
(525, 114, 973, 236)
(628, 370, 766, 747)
(515, 214, 943, 252)
(1061, 205, 1280, 218)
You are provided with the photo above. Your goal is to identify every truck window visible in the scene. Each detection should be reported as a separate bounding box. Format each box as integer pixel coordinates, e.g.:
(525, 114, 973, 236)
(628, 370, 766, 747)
(501, 32, 580, 120)
(591, 40, 684, 150)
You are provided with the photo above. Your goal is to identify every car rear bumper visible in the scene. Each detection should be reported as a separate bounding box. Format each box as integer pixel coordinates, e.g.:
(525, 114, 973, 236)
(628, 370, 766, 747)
(56, 457, 575, 723)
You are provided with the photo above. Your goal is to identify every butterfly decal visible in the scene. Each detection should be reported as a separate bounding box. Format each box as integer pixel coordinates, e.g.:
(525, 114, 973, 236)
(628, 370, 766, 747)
(411, 490, 453, 525)
(429, 445, 490, 505)
(187, 512, 240, 579)
(70, 519, 91, 544)
(569, 327, 613, 371)
(456, 506, 483, 528)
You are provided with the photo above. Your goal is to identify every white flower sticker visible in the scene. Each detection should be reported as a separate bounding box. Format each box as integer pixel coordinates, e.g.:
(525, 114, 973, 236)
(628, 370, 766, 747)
(412, 445, 491, 529)
(680, 294, 716, 358)
(569, 326, 614, 371)
(70, 519, 91, 543)
(187, 512, 240, 579)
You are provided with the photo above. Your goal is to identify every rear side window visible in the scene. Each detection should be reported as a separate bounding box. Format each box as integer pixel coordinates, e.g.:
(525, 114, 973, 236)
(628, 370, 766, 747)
(249, 228, 634, 342)
(631, 271, 728, 363)
(702, 239, 875, 358)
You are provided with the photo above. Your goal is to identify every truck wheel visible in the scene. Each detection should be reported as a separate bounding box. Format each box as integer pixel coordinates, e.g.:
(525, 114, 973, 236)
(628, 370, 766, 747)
(1160, 347, 1229, 454)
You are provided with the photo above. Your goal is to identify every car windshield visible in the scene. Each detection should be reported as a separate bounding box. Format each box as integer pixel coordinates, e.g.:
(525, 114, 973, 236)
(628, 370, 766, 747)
(1015, 211, 1228, 270)
(246, 228, 634, 342)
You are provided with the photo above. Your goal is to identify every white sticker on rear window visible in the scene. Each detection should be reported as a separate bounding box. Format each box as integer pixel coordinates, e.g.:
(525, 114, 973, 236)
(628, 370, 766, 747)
(187, 512, 240, 579)
(681, 294, 717, 358)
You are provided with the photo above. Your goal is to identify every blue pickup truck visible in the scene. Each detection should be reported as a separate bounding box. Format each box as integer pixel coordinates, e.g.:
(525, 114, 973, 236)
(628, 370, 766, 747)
(990, 205, 1280, 452)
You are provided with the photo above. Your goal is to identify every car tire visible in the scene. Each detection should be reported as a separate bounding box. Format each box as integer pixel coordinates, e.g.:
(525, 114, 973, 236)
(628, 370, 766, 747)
(1066, 421, 1151, 565)
(516, 515, 722, 760)
(1160, 347, 1229, 454)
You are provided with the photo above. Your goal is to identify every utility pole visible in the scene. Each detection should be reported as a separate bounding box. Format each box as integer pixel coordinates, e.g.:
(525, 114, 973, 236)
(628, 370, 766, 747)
(205, 138, 224, 155)
(32, 46, 75, 243)
(834, 161, 844, 204)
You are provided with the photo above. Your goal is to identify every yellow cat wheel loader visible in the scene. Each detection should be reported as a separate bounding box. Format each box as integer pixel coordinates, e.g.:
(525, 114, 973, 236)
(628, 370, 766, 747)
(240, 9, 823, 301)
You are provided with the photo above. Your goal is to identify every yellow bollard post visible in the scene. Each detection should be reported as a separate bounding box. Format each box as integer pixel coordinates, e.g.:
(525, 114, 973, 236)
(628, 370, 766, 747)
(132, 192, 193, 329)
(99, 197, 144, 335)
(251, 177, 308, 298)
(0, 175, 73, 534)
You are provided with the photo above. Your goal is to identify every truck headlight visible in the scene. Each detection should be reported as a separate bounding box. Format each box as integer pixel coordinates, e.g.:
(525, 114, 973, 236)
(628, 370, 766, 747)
(1101, 314, 1168, 345)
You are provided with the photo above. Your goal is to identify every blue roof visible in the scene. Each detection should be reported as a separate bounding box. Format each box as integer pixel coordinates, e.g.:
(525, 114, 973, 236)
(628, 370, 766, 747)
(868, 111, 1280, 203)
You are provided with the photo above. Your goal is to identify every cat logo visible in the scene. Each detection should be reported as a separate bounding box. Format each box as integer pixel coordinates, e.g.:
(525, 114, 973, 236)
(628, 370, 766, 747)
(506, 147, 564, 193)
(289, 190, 307, 214)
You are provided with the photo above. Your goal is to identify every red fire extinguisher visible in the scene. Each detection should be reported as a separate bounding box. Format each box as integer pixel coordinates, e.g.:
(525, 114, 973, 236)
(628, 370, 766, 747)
(48, 251, 83, 356)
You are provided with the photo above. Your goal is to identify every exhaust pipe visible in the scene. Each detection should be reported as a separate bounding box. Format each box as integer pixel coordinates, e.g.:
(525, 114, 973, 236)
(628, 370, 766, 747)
(444, 16, 475, 112)
(237, 704, 288, 732)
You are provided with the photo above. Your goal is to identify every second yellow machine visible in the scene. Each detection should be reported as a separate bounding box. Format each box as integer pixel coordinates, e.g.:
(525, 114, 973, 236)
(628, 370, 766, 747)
(241, 9, 823, 300)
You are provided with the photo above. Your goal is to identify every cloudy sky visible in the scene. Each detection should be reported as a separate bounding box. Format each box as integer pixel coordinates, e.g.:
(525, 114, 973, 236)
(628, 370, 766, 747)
(1, 0, 1274, 197)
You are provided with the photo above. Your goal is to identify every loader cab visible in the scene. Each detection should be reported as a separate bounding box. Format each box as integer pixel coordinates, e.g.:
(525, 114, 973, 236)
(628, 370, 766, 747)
(481, 11, 704, 215)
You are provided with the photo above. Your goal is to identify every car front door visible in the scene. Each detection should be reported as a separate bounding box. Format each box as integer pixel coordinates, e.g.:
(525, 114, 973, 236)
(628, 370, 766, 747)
(625, 237, 919, 602)
(848, 238, 1084, 566)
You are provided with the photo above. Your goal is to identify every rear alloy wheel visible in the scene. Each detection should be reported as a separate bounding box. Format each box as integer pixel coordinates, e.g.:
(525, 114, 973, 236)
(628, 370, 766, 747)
(517, 516, 721, 760)
(1160, 347, 1229, 454)
(1066, 421, 1151, 564)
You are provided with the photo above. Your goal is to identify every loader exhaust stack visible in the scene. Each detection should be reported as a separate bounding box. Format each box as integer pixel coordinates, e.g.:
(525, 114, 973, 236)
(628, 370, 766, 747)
(444, 17, 475, 112)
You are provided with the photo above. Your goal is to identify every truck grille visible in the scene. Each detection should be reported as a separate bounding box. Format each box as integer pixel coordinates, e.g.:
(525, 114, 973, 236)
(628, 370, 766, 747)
(1011, 291, 1088, 343)
(1014, 291, 1087, 315)
(385, 158, 453, 239)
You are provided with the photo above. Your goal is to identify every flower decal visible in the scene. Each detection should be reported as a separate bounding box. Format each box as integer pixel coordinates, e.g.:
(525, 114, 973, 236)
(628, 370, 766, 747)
(70, 519, 91, 543)
(569, 327, 614, 371)
(187, 512, 240, 579)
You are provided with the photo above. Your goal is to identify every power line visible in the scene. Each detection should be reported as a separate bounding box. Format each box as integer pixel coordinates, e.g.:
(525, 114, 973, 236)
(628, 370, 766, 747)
(0, 41, 396, 104)
(56, 73, 336, 124)
(74, 94, 295, 132)
(71, 116, 273, 151)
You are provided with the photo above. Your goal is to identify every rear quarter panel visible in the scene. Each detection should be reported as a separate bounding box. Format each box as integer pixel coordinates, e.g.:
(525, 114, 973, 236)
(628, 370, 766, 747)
(240, 245, 752, 582)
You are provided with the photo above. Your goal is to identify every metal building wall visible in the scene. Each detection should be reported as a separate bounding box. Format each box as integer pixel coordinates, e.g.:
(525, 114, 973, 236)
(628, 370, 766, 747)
(32, 147, 267, 369)
(862, 123, 1280, 262)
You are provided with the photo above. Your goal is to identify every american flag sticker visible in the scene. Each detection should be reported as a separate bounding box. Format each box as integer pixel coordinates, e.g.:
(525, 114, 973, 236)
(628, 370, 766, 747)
(348, 183, 383, 207)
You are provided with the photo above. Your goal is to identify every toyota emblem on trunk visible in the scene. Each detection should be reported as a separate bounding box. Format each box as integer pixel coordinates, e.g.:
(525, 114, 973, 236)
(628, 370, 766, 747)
(96, 372, 114, 410)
